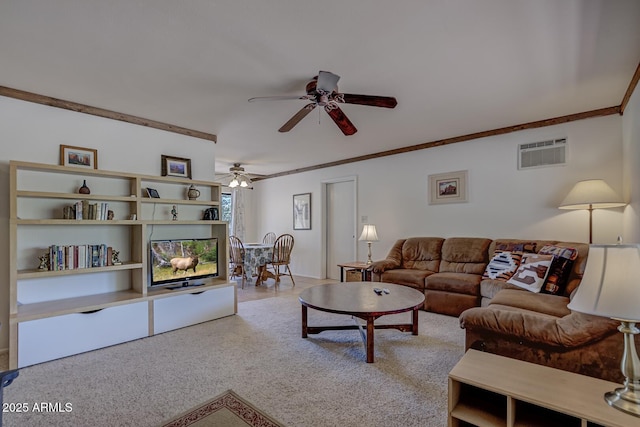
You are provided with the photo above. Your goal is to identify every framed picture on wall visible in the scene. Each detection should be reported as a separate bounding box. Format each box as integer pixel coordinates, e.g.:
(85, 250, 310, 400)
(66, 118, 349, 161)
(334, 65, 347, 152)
(428, 170, 468, 204)
(59, 145, 98, 169)
(161, 155, 192, 179)
(293, 193, 311, 230)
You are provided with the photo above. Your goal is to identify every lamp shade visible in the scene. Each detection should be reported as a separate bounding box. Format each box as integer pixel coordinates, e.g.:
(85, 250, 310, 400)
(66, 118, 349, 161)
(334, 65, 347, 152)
(568, 244, 640, 321)
(359, 224, 379, 242)
(559, 179, 625, 210)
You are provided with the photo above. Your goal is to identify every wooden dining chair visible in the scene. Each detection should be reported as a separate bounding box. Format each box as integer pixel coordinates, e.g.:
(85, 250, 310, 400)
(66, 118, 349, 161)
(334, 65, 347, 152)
(229, 235, 246, 289)
(267, 234, 295, 287)
(262, 232, 276, 245)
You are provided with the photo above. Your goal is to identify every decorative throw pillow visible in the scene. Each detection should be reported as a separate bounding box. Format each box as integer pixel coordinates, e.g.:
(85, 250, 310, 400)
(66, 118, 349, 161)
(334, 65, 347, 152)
(495, 242, 537, 253)
(538, 245, 579, 295)
(506, 253, 554, 293)
(482, 251, 523, 281)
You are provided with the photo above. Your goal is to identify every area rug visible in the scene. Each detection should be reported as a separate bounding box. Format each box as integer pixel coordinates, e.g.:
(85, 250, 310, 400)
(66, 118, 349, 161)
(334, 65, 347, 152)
(162, 389, 284, 427)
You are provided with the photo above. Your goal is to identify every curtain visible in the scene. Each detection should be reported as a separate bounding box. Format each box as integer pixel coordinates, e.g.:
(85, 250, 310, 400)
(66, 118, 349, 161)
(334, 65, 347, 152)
(230, 187, 245, 241)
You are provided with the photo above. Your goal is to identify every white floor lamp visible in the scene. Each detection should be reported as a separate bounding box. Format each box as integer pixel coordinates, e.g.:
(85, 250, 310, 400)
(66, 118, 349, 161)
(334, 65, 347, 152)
(559, 179, 625, 243)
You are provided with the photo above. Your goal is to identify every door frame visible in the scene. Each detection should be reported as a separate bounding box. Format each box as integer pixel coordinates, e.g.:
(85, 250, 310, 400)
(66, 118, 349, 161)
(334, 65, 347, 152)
(321, 175, 358, 279)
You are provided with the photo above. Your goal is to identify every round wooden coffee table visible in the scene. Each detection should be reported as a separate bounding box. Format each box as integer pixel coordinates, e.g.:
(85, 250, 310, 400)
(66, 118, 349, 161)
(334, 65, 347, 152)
(298, 282, 425, 363)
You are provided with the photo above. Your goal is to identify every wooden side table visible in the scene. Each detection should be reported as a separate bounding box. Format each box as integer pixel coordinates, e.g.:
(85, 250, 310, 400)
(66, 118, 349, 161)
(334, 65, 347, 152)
(337, 262, 372, 282)
(448, 349, 637, 427)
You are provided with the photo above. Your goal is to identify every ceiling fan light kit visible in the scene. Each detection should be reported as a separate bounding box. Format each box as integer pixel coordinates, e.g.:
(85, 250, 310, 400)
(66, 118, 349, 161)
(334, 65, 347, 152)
(249, 71, 397, 136)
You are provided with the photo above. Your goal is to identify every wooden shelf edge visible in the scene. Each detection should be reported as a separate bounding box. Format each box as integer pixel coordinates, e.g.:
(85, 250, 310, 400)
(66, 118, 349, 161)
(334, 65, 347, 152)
(18, 262, 143, 279)
(14, 219, 140, 225)
(451, 403, 506, 427)
(141, 197, 220, 206)
(17, 190, 138, 201)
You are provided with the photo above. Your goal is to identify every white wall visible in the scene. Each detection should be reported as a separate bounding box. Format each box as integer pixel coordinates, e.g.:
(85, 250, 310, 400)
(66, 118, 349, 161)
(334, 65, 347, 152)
(0, 96, 217, 349)
(623, 82, 640, 243)
(250, 115, 625, 279)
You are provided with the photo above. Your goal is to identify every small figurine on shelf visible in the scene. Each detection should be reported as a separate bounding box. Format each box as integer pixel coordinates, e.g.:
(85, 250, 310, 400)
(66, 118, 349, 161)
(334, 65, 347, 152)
(112, 250, 122, 266)
(78, 179, 90, 195)
(107, 210, 114, 220)
(171, 205, 178, 220)
(38, 252, 50, 270)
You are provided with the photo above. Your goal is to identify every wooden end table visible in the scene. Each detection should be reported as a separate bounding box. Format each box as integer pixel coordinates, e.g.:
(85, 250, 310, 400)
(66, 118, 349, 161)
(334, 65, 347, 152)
(337, 261, 372, 282)
(299, 282, 425, 363)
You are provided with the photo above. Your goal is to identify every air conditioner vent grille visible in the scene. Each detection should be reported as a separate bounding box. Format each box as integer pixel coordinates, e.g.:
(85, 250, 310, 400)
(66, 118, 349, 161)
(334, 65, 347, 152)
(518, 138, 566, 169)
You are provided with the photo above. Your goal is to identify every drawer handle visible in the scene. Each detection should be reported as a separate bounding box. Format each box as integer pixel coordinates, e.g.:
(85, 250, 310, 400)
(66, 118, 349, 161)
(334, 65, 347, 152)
(190, 291, 205, 295)
(80, 308, 104, 314)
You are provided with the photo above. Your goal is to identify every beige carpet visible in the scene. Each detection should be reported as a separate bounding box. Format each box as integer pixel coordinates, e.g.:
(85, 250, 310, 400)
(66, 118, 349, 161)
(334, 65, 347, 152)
(1, 290, 465, 426)
(161, 389, 284, 427)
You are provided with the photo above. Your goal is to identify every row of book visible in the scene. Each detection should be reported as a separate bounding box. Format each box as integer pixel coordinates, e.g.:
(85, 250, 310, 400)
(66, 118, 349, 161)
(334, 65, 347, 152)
(62, 201, 111, 220)
(47, 244, 117, 271)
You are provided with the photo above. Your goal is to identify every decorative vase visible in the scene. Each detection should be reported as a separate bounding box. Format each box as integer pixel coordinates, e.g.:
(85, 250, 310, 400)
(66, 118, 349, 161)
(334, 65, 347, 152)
(187, 184, 200, 200)
(78, 180, 90, 195)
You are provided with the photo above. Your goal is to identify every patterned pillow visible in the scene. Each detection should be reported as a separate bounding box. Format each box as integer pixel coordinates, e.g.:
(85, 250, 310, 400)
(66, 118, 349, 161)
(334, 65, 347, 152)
(506, 253, 554, 293)
(482, 251, 523, 281)
(538, 245, 578, 295)
(495, 242, 537, 253)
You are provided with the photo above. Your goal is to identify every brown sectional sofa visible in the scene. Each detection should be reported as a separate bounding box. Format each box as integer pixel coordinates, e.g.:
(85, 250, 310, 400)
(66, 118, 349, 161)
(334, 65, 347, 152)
(370, 236, 636, 383)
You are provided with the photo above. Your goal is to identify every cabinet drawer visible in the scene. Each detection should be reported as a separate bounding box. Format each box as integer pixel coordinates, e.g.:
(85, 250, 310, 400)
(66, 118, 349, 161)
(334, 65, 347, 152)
(153, 286, 235, 334)
(18, 302, 148, 367)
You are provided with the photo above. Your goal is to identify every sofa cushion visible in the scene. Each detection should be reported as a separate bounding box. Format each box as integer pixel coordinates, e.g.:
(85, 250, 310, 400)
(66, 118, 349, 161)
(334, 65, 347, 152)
(489, 239, 556, 256)
(506, 253, 553, 293)
(425, 272, 482, 295)
(538, 245, 579, 295)
(480, 278, 529, 299)
(439, 237, 491, 274)
(400, 237, 444, 271)
(482, 250, 522, 280)
(380, 268, 434, 290)
(489, 289, 571, 317)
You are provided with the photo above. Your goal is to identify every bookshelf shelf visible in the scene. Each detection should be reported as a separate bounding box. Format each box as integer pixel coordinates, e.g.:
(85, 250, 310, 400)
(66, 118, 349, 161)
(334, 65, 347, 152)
(9, 160, 234, 369)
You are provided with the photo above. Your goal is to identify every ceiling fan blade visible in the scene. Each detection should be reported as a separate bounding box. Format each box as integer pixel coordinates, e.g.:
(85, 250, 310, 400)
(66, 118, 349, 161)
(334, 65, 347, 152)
(278, 103, 316, 132)
(339, 93, 398, 108)
(317, 71, 340, 93)
(325, 105, 357, 136)
(248, 95, 309, 102)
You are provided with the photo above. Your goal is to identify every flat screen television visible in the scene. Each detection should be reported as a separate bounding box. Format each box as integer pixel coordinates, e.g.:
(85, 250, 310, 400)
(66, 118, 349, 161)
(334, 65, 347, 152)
(149, 237, 218, 288)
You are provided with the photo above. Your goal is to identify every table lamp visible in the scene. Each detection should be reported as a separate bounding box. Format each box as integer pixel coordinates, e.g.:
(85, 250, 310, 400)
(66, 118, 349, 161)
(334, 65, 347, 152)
(359, 224, 379, 264)
(559, 179, 625, 243)
(567, 244, 640, 417)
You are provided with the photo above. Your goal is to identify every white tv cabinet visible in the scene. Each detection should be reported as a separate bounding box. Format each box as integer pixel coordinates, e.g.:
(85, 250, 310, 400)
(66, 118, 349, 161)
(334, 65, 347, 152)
(9, 160, 236, 369)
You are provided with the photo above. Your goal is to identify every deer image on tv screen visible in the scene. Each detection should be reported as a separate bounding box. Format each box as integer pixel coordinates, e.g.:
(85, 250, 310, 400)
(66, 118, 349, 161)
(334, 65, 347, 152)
(149, 238, 218, 287)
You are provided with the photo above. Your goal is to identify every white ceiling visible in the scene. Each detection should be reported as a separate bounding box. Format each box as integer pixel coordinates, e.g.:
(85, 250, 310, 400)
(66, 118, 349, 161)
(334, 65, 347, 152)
(1, 1, 639, 177)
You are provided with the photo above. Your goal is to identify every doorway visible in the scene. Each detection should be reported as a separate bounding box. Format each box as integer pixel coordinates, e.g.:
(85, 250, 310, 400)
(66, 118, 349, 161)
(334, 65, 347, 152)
(323, 177, 357, 280)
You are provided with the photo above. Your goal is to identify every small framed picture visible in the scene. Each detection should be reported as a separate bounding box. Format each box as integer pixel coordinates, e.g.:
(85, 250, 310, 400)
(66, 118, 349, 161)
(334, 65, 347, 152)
(60, 145, 98, 169)
(161, 155, 192, 179)
(293, 193, 311, 230)
(428, 170, 468, 205)
(146, 188, 160, 198)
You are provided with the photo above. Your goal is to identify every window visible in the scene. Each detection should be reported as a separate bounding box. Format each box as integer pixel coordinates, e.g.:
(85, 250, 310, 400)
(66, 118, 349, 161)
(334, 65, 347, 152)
(221, 193, 232, 223)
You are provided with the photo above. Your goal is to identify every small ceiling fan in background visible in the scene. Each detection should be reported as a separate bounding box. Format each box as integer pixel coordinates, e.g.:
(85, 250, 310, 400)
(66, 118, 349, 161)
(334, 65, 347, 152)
(248, 71, 397, 135)
(215, 163, 262, 189)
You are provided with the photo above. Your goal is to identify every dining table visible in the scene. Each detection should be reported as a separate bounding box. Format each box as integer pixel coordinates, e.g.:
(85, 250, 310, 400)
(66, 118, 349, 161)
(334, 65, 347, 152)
(243, 243, 274, 285)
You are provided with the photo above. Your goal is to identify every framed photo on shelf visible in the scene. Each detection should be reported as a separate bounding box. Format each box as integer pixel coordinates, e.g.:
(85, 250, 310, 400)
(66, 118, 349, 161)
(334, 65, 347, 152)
(146, 188, 160, 198)
(293, 193, 311, 230)
(161, 155, 192, 179)
(429, 170, 468, 205)
(59, 145, 98, 169)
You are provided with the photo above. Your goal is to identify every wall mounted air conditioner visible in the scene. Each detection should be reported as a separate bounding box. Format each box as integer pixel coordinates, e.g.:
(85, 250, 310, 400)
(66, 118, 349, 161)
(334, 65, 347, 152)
(518, 138, 566, 170)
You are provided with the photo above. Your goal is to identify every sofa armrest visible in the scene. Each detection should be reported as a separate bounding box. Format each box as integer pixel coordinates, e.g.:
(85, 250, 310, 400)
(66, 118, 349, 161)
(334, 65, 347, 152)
(459, 306, 619, 348)
(370, 259, 400, 274)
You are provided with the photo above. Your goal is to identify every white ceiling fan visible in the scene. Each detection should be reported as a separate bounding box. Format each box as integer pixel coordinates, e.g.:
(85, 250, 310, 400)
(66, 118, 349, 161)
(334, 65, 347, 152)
(216, 163, 261, 189)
